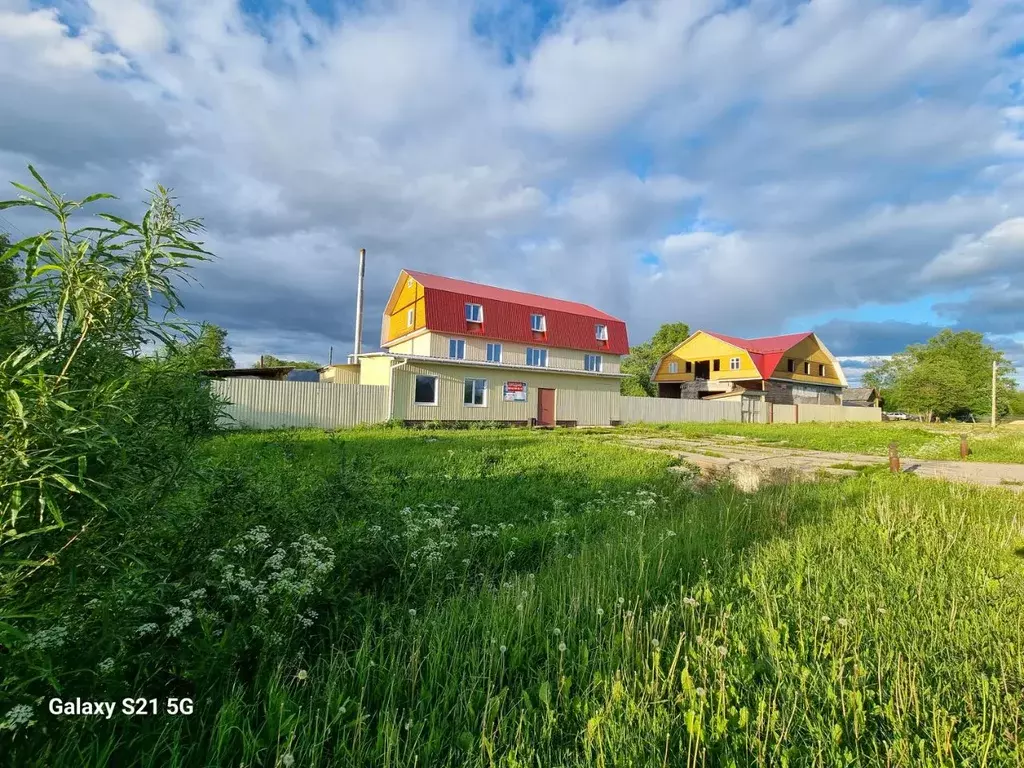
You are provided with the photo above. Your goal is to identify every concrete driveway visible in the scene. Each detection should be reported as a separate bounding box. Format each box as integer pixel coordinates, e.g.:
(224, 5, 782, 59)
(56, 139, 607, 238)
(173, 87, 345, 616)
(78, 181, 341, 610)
(612, 434, 1024, 492)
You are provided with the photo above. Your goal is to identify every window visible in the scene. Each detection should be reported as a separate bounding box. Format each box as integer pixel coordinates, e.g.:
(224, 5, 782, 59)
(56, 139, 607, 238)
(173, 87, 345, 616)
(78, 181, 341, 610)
(486, 342, 502, 363)
(406, 308, 414, 327)
(465, 303, 483, 323)
(668, 361, 679, 374)
(464, 378, 487, 406)
(685, 361, 692, 373)
(729, 357, 741, 371)
(584, 354, 603, 372)
(713, 359, 721, 372)
(526, 347, 548, 367)
(449, 339, 466, 359)
(818, 363, 826, 377)
(803, 361, 811, 375)
(787, 359, 795, 373)
(595, 324, 608, 341)
(531, 314, 546, 332)
(414, 375, 437, 405)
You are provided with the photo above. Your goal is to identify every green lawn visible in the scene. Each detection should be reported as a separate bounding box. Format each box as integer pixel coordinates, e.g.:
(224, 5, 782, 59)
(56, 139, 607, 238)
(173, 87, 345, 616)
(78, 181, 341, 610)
(604, 421, 1024, 463)
(4, 428, 1024, 766)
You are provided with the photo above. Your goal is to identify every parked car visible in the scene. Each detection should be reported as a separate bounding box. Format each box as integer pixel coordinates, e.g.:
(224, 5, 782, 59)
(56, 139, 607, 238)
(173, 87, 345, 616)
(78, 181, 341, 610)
(886, 411, 910, 421)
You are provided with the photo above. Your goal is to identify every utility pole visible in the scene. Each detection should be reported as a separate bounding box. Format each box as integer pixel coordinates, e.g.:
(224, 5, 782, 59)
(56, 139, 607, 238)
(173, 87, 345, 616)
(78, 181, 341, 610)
(991, 360, 997, 428)
(328, 345, 333, 366)
(353, 248, 366, 361)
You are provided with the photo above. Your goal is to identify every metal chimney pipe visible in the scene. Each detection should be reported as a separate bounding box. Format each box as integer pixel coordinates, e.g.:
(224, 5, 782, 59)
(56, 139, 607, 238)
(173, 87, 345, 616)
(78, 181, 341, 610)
(354, 248, 366, 358)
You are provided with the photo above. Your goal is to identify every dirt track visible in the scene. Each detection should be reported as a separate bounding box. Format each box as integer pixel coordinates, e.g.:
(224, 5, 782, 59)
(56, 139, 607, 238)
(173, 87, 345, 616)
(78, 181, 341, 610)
(612, 435, 1024, 492)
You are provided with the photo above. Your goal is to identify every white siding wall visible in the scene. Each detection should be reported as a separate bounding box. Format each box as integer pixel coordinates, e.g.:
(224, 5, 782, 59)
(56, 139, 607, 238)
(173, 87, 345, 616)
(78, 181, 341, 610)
(211, 380, 389, 429)
(771, 404, 798, 424)
(415, 332, 623, 374)
(393, 362, 620, 425)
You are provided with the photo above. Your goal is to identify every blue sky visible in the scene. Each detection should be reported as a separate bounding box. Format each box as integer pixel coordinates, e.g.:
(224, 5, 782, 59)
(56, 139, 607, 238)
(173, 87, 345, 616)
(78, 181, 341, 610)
(0, 0, 1023, 385)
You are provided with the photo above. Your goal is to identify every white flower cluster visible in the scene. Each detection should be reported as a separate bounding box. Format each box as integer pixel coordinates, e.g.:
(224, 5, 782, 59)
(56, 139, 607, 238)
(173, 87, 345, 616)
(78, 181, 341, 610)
(198, 527, 336, 641)
(25, 625, 68, 651)
(0, 704, 34, 731)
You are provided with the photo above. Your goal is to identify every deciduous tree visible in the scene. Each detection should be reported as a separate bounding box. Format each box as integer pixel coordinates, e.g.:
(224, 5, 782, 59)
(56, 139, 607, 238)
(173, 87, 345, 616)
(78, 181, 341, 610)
(621, 322, 691, 396)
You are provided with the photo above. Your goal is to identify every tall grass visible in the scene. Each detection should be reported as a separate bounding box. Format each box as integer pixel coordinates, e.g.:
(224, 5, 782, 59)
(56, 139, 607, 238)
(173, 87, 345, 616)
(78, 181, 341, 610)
(4, 429, 1023, 766)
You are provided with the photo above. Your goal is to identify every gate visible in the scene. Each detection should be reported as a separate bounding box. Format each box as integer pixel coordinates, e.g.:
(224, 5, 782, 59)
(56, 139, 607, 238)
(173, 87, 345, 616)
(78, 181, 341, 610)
(740, 397, 763, 423)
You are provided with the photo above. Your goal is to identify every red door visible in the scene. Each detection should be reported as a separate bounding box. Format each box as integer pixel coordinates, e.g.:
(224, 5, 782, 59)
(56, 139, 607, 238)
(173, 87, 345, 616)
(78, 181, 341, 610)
(537, 388, 555, 426)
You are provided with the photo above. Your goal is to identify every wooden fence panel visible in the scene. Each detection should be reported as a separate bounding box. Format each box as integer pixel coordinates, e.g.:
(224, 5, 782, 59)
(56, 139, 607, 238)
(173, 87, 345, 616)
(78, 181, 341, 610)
(210, 380, 390, 429)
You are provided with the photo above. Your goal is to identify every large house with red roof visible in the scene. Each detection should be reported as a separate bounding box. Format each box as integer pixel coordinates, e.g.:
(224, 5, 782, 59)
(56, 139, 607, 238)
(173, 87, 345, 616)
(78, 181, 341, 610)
(651, 330, 848, 405)
(321, 269, 629, 426)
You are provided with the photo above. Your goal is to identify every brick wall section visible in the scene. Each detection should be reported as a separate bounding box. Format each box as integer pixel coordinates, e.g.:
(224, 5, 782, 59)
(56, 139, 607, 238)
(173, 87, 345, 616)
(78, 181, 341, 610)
(765, 380, 842, 405)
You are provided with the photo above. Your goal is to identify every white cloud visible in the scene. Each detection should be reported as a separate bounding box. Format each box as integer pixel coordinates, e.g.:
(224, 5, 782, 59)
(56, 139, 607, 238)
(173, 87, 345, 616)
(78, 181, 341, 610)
(923, 218, 1024, 282)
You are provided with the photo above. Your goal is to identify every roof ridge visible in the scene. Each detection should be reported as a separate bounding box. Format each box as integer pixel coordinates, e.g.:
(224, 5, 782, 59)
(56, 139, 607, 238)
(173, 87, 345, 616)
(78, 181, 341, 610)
(404, 269, 624, 321)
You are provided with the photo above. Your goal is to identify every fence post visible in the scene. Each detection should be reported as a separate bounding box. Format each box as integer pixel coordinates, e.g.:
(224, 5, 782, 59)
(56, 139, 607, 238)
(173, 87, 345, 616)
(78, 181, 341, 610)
(960, 434, 969, 460)
(888, 442, 900, 473)
(794, 404, 799, 424)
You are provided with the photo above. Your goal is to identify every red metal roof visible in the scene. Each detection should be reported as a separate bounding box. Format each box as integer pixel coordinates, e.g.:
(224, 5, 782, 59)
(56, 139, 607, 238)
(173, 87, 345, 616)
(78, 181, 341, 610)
(404, 270, 630, 355)
(702, 331, 813, 380)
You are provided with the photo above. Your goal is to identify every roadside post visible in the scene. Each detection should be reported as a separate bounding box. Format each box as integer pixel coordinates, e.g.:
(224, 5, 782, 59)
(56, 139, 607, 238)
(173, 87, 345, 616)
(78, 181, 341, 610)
(888, 442, 900, 474)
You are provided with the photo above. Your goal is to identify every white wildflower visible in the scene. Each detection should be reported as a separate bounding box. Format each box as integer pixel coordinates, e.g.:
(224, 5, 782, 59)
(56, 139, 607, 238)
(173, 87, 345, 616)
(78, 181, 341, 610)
(558, 642, 567, 652)
(135, 623, 158, 637)
(837, 617, 849, 628)
(98, 658, 115, 674)
(717, 645, 728, 658)
(695, 687, 706, 698)
(0, 704, 34, 731)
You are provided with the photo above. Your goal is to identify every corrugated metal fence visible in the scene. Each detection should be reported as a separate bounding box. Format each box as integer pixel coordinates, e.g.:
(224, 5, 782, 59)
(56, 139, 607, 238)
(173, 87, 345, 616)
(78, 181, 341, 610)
(620, 396, 743, 423)
(796, 404, 882, 423)
(210, 380, 389, 429)
(209, 379, 881, 430)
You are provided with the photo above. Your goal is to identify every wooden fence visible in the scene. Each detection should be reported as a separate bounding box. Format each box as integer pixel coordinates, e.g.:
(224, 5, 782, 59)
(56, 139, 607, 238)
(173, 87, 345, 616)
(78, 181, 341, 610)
(210, 380, 390, 429)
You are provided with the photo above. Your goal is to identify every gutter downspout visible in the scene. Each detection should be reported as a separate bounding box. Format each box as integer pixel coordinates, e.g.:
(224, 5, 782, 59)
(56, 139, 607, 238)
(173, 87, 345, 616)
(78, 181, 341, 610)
(388, 357, 410, 422)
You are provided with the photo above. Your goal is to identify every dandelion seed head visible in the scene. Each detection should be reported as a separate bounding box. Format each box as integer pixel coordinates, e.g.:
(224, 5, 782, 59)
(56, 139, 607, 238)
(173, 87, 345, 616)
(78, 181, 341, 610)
(296, 669, 308, 682)
(408, 608, 417, 617)
(558, 642, 567, 652)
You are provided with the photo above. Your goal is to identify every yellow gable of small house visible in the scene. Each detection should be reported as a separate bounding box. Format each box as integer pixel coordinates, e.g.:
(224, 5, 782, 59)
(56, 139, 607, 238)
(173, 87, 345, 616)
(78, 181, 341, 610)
(653, 331, 761, 382)
(769, 334, 846, 387)
(382, 271, 427, 346)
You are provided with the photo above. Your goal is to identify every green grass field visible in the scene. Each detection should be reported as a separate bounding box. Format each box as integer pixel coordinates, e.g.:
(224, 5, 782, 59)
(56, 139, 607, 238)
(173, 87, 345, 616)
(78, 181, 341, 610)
(604, 421, 1024, 463)
(5, 428, 1024, 766)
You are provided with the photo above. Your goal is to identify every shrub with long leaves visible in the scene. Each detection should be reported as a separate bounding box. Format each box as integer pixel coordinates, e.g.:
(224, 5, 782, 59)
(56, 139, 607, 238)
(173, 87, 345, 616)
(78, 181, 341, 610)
(0, 166, 217, 576)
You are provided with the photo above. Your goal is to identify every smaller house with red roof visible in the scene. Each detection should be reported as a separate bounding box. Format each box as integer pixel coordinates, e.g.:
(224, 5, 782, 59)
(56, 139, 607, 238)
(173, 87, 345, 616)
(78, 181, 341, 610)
(651, 330, 848, 405)
(322, 269, 629, 426)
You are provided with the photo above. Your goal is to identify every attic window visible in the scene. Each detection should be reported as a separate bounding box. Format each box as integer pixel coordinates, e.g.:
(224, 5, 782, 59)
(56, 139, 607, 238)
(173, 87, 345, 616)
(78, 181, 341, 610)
(668, 362, 678, 374)
(787, 359, 795, 373)
(465, 303, 483, 323)
(729, 357, 741, 371)
(685, 361, 692, 373)
(406, 308, 414, 327)
(713, 359, 721, 372)
(531, 314, 546, 332)
(803, 362, 811, 375)
(818, 363, 826, 376)
(595, 324, 608, 341)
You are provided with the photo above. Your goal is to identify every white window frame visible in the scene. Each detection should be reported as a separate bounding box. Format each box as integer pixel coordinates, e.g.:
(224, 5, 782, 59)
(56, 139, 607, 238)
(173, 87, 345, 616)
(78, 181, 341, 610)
(595, 324, 608, 341)
(668, 361, 678, 374)
(729, 357, 741, 371)
(406, 307, 414, 327)
(526, 347, 548, 367)
(486, 342, 503, 363)
(530, 314, 546, 332)
(413, 375, 438, 406)
(449, 338, 466, 360)
(584, 354, 603, 372)
(465, 303, 483, 323)
(463, 378, 487, 407)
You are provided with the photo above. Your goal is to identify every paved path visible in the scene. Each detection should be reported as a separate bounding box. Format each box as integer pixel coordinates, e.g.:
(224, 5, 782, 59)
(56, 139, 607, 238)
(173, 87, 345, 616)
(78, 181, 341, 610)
(612, 435, 1024, 492)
